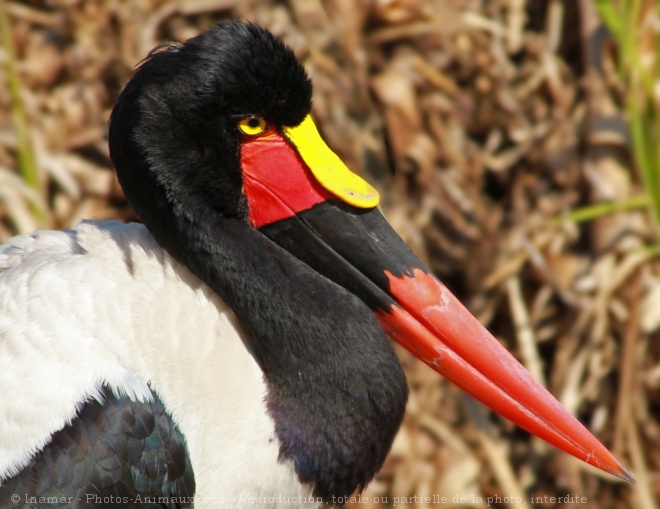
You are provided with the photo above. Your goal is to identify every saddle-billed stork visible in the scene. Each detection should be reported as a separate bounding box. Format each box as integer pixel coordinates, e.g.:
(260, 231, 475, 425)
(0, 21, 633, 509)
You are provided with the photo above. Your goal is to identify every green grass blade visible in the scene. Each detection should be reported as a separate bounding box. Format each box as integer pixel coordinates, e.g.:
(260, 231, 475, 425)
(557, 195, 650, 225)
(0, 0, 45, 223)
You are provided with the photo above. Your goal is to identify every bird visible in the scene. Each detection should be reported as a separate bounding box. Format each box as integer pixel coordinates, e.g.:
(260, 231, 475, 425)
(0, 21, 634, 508)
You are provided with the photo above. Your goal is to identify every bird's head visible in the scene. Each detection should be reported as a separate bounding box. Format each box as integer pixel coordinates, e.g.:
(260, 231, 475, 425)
(110, 23, 314, 224)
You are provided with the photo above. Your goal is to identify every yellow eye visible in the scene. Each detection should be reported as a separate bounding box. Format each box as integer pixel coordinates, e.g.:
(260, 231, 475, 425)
(238, 116, 268, 136)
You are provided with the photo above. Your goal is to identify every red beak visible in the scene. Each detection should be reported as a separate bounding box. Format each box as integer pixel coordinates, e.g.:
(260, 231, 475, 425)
(377, 268, 634, 482)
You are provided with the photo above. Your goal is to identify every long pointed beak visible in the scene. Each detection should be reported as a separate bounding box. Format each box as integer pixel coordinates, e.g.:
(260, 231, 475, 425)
(377, 267, 635, 482)
(241, 115, 634, 483)
(261, 204, 634, 483)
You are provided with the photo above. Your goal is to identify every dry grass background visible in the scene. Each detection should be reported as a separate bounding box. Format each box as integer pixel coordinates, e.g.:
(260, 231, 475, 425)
(1, 0, 659, 508)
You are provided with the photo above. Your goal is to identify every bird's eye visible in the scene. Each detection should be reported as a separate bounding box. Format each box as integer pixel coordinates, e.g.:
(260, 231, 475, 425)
(238, 117, 268, 136)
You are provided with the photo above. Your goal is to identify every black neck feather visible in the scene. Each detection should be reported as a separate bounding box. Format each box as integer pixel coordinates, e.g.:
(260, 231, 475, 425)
(150, 211, 408, 500)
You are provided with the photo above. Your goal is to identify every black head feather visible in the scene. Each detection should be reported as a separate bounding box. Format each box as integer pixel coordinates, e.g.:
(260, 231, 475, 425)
(109, 21, 312, 228)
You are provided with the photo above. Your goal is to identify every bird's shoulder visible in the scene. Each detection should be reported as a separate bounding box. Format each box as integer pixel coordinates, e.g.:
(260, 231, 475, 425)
(0, 220, 161, 274)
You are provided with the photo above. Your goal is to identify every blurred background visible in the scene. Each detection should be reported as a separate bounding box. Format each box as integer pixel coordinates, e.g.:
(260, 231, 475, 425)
(1, 0, 659, 507)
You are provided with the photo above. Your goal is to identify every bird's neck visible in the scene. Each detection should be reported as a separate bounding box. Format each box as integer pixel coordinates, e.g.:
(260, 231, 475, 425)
(146, 213, 409, 500)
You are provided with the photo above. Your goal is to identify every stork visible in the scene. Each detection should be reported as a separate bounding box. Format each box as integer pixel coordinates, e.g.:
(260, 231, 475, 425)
(0, 21, 633, 509)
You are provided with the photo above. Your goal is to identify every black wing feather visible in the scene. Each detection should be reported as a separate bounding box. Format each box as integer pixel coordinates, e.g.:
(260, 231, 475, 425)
(0, 387, 195, 509)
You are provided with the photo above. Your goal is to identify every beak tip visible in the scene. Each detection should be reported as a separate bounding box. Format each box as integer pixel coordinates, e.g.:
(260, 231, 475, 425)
(618, 466, 636, 485)
(594, 457, 636, 484)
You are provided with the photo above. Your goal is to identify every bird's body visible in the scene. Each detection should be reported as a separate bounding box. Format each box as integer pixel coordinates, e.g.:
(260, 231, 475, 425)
(0, 221, 314, 506)
(0, 20, 633, 509)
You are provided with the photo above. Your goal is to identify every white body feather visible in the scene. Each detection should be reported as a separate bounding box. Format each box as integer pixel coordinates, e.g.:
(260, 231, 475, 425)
(0, 220, 318, 508)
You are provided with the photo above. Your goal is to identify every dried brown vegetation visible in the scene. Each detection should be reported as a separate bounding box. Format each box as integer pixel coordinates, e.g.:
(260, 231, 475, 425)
(1, 1, 658, 508)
